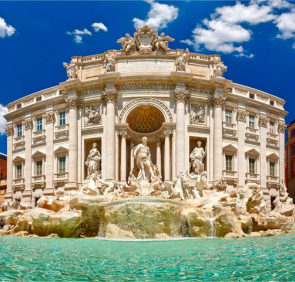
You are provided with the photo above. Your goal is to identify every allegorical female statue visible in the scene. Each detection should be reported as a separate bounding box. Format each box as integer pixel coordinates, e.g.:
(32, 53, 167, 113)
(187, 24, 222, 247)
(132, 137, 156, 181)
(190, 141, 206, 175)
(85, 143, 101, 178)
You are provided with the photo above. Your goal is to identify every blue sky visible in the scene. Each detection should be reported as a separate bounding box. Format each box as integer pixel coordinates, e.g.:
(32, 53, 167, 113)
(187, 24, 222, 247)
(0, 0, 295, 154)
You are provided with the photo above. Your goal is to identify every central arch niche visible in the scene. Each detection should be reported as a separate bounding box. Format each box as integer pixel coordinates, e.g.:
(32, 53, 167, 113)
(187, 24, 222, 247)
(126, 105, 165, 133)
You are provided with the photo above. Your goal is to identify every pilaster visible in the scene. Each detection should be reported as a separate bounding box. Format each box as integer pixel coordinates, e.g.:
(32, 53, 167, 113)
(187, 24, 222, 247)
(259, 115, 269, 188)
(164, 130, 171, 181)
(5, 124, 14, 201)
(237, 108, 247, 187)
(278, 121, 286, 182)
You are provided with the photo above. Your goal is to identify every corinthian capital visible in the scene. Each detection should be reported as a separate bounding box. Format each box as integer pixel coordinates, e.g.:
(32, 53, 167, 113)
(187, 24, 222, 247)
(237, 109, 247, 122)
(5, 124, 14, 136)
(23, 118, 33, 130)
(103, 89, 117, 103)
(43, 112, 55, 123)
(66, 97, 82, 110)
(174, 89, 189, 103)
(278, 121, 287, 133)
(259, 115, 269, 128)
(209, 96, 226, 109)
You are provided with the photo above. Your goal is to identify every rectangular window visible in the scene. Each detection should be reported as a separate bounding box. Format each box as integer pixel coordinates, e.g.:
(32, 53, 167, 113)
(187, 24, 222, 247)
(59, 112, 66, 126)
(37, 118, 43, 131)
(293, 145, 295, 156)
(17, 124, 22, 137)
(226, 155, 233, 171)
(250, 94, 254, 99)
(225, 110, 232, 124)
(36, 161, 42, 176)
(270, 121, 275, 134)
(17, 104, 21, 109)
(249, 115, 255, 129)
(270, 100, 274, 106)
(16, 165, 22, 179)
(270, 162, 275, 176)
(59, 157, 66, 173)
(36, 97, 42, 102)
(249, 158, 256, 174)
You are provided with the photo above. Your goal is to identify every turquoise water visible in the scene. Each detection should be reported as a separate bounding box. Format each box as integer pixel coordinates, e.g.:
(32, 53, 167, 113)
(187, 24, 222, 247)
(1, 234, 295, 281)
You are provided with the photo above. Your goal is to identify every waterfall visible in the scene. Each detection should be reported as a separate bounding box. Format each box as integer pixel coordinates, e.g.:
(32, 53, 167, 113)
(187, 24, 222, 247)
(248, 217, 253, 234)
(208, 218, 216, 238)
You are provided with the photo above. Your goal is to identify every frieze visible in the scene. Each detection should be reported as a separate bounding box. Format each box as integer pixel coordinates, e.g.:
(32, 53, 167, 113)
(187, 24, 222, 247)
(188, 87, 214, 95)
(23, 98, 34, 105)
(234, 88, 248, 95)
(276, 102, 284, 108)
(257, 94, 268, 102)
(7, 105, 15, 112)
(43, 91, 57, 98)
(79, 88, 103, 97)
(117, 83, 175, 91)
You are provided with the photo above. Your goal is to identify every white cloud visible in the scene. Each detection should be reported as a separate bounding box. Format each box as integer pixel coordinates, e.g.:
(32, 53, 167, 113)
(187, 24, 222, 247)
(275, 12, 295, 39)
(133, 0, 178, 29)
(92, 22, 108, 33)
(213, 2, 276, 25)
(181, 19, 250, 54)
(293, 42, 295, 48)
(0, 105, 8, 135)
(66, 28, 92, 43)
(235, 53, 255, 58)
(182, 0, 295, 55)
(0, 17, 16, 38)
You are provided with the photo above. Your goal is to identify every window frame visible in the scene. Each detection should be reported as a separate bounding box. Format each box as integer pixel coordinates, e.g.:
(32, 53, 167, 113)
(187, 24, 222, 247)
(269, 162, 275, 176)
(16, 164, 22, 179)
(59, 112, 66, 126)
(249, 115, 255, 129)
(225, 110, 232, 124)
(249, 158, 256, 174)
(17, 124, 23, 137)
(59, 157, 66, 173)
(225, 155, 233, 171)
(37, 118, 43, 131)
(36, 161, 43, 176)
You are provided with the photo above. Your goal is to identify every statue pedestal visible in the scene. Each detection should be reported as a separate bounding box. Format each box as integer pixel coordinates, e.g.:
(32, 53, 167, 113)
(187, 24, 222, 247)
(140, 181, 150, 196)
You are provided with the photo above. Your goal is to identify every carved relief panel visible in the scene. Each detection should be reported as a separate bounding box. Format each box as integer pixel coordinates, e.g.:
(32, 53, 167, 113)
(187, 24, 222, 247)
(84, 104, 102, 126)
(190, 103, 207, 125)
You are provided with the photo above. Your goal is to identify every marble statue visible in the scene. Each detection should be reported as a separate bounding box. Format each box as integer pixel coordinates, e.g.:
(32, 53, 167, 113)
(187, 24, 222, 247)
(85, 106, 101, 125)
(117, 33, 136, 54)
(132, 137, 156, 182)
(98, 179, 117, 196)
(154, 32, 174, 52)
(63, 62, 77, 80)
(103, 52, 116, 72)
(246, 183, 266, 214)
(271, 182, 294, 216)
(85, 143, 101, 179)
(213, 58, 227, 77)
(190, 141, 206, 175)
(117, 26, 174, 54)
(175, 49, 189, 72)
(188, 171, 210, 197)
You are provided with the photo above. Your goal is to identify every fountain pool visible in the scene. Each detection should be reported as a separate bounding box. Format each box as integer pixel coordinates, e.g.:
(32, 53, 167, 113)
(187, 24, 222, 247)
(1, 233, 295, 281)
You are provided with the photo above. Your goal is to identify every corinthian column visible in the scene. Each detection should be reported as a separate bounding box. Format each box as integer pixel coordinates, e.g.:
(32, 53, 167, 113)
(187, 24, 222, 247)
(156, 138, 162, 175)
(130, 139, 135, 171)
(23, 118, 33, 204)
(164, 131, 171, 181)
(5, 124, 14, 202)
(278, 122, 286, 182)
(259, 115, 269, 188)
(237, 109, 246, 188)
(119, 131, 127, 182)
(103, 89, 117, 180)
(175, 89, 189, 174)
(65, 97, 79, 189)
(43, 112, 55, 195)
(210, 96, 225, 181)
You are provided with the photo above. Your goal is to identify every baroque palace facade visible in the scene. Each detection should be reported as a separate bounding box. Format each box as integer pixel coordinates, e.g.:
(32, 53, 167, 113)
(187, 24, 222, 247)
(4, 26, 287, 211)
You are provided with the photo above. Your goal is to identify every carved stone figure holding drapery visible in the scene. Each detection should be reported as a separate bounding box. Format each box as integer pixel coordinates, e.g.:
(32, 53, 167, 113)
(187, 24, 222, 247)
(190, 141, 206, 175)
(85, 143, 101, 178)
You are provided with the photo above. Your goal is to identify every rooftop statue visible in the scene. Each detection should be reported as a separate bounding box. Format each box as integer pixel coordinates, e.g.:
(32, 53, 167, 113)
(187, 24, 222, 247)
(103, 51, 117, 72)
(175, 49, 189, 71)
(117, 25, 175, 54)
(213, 57, 227, 77)
(63, 61, 77, 80)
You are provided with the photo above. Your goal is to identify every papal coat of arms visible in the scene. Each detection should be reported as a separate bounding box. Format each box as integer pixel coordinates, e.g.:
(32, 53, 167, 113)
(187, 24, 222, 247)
(117, 25, 174, 54)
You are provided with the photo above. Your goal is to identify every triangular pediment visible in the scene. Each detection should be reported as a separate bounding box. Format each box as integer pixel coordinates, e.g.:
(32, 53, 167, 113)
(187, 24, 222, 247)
(267, 153, 279, 160)
(223, 144, 238, 152)
(54, 146, 68, 154)
(245, 149, 260, 156)
(32, 151, 46, 159)
(13, 156, 25, 163)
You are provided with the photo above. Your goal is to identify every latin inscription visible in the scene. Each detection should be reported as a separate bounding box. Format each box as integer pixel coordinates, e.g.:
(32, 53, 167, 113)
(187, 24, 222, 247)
(117, 60, 173, 73)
